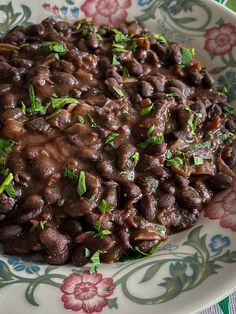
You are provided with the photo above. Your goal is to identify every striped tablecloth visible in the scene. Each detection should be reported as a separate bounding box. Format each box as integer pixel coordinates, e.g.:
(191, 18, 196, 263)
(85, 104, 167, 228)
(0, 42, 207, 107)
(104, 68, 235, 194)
(203, 2, 236, 314)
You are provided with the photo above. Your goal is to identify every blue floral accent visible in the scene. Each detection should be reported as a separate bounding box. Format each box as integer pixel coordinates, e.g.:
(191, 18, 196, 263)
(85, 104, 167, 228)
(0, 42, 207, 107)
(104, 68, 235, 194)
(138, 0, 153, 6)
(60, 6, 68, 15)
(70, 7, 80, 18)
(218, 71, 236, 102)
(209, 235, 231, 252)
(7, 256, 43, 274)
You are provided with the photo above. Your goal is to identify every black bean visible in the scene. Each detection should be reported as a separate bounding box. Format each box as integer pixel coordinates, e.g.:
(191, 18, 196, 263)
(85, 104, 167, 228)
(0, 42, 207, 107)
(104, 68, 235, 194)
(175, 175, 189, 188)
(72, 245, 90, 266)
(43, 187, 61, 204)
(193, 181, 212, 204)
(160, 182, 176, 194)
(25, 117, 51, 133)
(107, 68, 123, 84)
(222, 146, 236, 168)
(135, 49, 147, 62)
(139, 195, 157, 220)
(26, 24, 45, 36)
(177, 187, 202, 209)
(146, 75, 165, 93)
(136, 240, 159, 253)
(4, 31, 26, 45)
(11, 58, 33, 69)
(64, 198, 93, 217)
(40, 227, 70, 255)
(1, 94, 17, 110)
(122, 181, 142, 200)
(105, 77, 123, 97)
(126, 59, 143, 76)
(156, 193, 175, 209)
(170, 44, 182, 64)
(208, 104, 222, 118)
(0, 224, 23, 241)
(208, 173, 233, 191)
(53, 72, 77, 86)
(116, 143, 136, 170)
(0, 62, 11, 79)
(117, 228, 130, 248)
(151, 43, 169, 62)
(102, 187, 117, 208)
(1, 108, 23, 122)
(138, 80, 154, 98)
(201, 68, 214, 88)
(87, 32, 99, 49)
(60, 218, 83, 237)
(0, 193, 16, 213)
(54, 21, 71, 32)
(190, 100, 207, 123)
(146, 50, 159, 65)
(186, 69, 202, 86)
(225, 119, 236, 132)
(48, 109, 71, 130)
(44, 248, 70, 265)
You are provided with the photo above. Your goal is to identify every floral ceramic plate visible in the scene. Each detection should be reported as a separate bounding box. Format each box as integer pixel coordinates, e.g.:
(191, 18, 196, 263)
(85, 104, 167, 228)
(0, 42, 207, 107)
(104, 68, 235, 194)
(0, 1, 236, 314)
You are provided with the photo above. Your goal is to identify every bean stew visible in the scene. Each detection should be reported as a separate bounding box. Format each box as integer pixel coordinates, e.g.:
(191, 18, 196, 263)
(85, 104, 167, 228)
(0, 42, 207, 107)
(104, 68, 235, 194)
(0, 18, 235, 270)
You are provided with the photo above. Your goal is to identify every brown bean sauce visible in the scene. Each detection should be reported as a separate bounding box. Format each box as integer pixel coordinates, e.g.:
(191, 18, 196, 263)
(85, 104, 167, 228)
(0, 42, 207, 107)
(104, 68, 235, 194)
(0, 18, 235, 266)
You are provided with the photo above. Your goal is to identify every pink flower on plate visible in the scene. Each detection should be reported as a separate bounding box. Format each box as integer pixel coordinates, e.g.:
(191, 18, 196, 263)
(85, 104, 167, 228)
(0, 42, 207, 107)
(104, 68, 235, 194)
(61, 272, 115, 313)
(204, 179, 236, 232)
(42, 3, 51, 10)
(204, 23, 236, 56)
(52, 5, 60, 14)
(81, 0, 132, 26)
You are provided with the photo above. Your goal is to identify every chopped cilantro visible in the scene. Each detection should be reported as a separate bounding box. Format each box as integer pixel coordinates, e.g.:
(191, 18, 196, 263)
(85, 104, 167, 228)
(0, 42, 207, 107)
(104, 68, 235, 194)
(48, 95, 79, 110)
(187, 112, 202, 134)
(155, 224, 166, 233)
(122, 67, 129, 77)
(105, 132, 119, 147)
(64, 168, 78, 180)
(112, 28, 130, 43)
(94, 220, 111, 239)
(139, 103, 154, 116)
(130, 41, 138, 53)
(166, 92, 179, 97)
(87, 112, 97, 128)
(112, 43, 127, 53)
(78, 115, 85, 124)
(165, 149, 172, 159)
(181, 47, 195, 66)
(138, 125, 163, 149)
(216, 86, 228, 96)
(193, 156, 204, 165)
(27, 84, 48, 115)
(39, 221, 45, 230)
(112, 55, 120, 65)
(153, 33, 167, 43)
(112, 86, 125, 97)
(166, 156, 184, 167)
(132, 152, 140, 165)
(0, 172, 14, 195)
(98, 199, 113, 214)
(220, 132, 234, 143)
(223, 105, 234, 114)
(90, 250, 101, 274)
(42, 41, 67, 60)
(21, 101, 26, 114)
(77, 171, 86, 197)
(85, 248, 91, 257)
(0, 138, 16, 156)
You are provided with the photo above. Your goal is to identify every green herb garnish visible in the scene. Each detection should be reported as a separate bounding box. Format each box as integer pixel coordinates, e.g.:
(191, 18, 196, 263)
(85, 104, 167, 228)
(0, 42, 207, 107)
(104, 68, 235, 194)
(112, 86, 125, 97)
(181, 47, 195, 66)
(122, 67, 129, 77)
(112, 55, 120, 65)
(139, 103, 154, 116)
(166, 92, 179, 97)
(64, 168, 78, 180)
(85, 248, 91, 258)
(112, 28, 130, 43)
(187, 112, 202, 134)
(105, 132, 119, 147)
(138, 125, 163, 149)
(223, 105, 234, 114)
(27, 84, 48, 115)
(112, 43, 127, 53)
(216, 86, 228, 96)
(48, 95, 79, 110)
(39, 221, 45, 230)
(132, 152, 140, 165)
(94, 220, 111, 239)
(193, 156, 204, 165)
(130, 41, 138, 53)
(78, 115, 85, 124)
(77, 171, 86, 197)
(87, 112, 97, 128)
(98, 199, 113, 214)
(220, 132, 235, 143)
(90, 250, 101, 274)
(155, 224, 166, 233)
(42, 41, 68, 60)
(153, 33, 167, 43)
(166, 156, 184, 167)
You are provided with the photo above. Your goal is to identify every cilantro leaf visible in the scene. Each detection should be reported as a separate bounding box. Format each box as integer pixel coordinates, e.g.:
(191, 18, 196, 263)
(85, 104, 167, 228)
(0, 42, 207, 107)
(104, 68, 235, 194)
(0, 172, 14, 195)
(139, 103, 154, 116)
(138, 125, 163, 149)
(181, 47, 195, 66)
(112, 55, 120, 65)
(78, 115, 84, 123)
(64, 168, 78, 180)
(193, 156, 203, 165)
(112, 43, 128, 53)
(112, 86, 125, 97)
(87, 112, 98, 128)
(122, 67, 129, 77)
(155, 224, 166, 233)
(166, 156, 184, 167)
(216, 86, 228, 96)
(42, 41, 68, 59)
(98, 199, 113, 214)
(90, 250, 101, 274)
(132, 152, 140, 165)
(153, 33, 167, 43)
(223, 105, 234, 114)
(105, 132, 119, 147)
(77, 171, 86, 197)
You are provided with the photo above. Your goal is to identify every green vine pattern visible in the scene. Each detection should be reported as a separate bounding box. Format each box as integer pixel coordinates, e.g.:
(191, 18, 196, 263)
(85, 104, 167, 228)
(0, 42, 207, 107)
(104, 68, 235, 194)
(0, 2, 31, 35)
(0, 226, 235, 308)
(137, 0, 212, 34)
